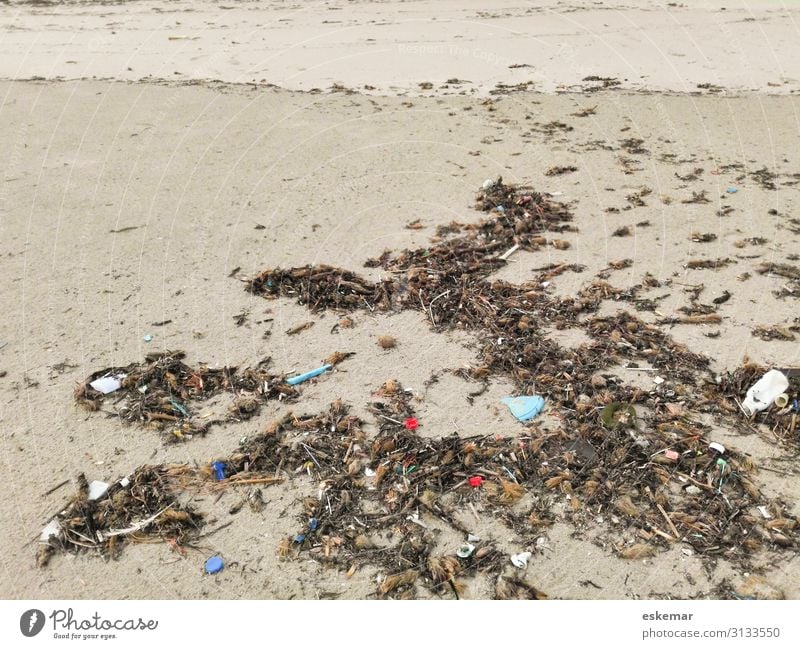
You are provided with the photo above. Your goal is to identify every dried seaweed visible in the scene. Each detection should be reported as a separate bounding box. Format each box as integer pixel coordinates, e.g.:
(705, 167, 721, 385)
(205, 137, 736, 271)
(74, 351, 303, 441)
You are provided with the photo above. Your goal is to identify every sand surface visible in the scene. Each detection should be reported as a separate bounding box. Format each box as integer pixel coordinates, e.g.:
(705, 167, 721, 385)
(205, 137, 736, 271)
(1, 0, 799, 600)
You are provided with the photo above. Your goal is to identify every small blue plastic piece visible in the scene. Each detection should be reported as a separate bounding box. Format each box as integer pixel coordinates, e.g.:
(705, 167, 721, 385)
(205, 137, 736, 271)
(170, 399, 188, 417)
(501, 395, 545, 422)
(726, 187, 738, 194)
(143, 334, 153, 342)
(294, 534, 306, 543)
(286, 364, 332, 386)
(308, 517, 318, 531)
(205, 555, 224, 574)
(211, 461, 226, 481)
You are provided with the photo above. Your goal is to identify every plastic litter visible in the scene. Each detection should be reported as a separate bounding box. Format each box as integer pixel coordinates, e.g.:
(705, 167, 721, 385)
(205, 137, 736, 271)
(294, 534, 305, 543)
(468, 475, 484, 488)
(40, 519, 60, 542)
(456, 543, 475, 558)
(403, 417, 418, 431)
(482, 178, 494, 190)
(726, 187, 738, 194)
(663, 450, 679, 461)
(143, 334, 153, 342)
(87, 481, 110, 501)
(286, 363, 332, 386)
(211, 461, 226, 481)
(204, 555, 224, 574)
(708, 442, 726, 456)
(501, 395, 545, 422)
(775, 393, 789, 409)
(89, 375, 124, 395)
(364, 467, 376, 477)
(510, 551, 532, 568)
(308, 517, 319, 531)
(742, 369, 789, 416)
(467, 534, 481, 543)
(169, 399, 188, 417)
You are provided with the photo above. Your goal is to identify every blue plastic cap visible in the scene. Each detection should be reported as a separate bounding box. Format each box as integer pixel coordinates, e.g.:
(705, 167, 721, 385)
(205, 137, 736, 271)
(205, 555, 224, 574)
(294, 534, 306, 543)
(211, 461, 226, 481)
(308, 518, 319, 531)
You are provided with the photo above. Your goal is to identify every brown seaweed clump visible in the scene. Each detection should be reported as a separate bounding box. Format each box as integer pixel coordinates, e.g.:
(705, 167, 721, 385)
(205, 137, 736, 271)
(74, 350, 352, 441)
(37, 466, 204, 568)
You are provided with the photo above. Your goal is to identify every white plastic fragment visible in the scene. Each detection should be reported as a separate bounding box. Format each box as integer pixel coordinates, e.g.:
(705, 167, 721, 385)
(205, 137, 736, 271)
(40, 519, 61, 542)
(456, 543, 475, 558)
(510, 551, 532, 568)
(88, 480, 110, 501)
(89, 375, 125, 394)
(757, 506, 772, 520)
(364, 468, 376, 477)
(467, 533, 481, 543)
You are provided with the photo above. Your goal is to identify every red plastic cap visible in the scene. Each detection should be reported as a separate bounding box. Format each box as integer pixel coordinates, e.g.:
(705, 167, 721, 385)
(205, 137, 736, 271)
(404, 417, 418, 431)
(468, 476, 483, 488)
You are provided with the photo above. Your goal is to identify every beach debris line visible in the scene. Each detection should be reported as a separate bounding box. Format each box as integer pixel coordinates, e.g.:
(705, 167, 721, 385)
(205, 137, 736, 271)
(55, 180, 800, 597)
(41, 385, 798, 596)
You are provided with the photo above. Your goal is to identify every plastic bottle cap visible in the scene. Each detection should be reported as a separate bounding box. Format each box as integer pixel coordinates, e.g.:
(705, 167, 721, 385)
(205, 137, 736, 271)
(204, 555, 224, 574)
(708, 442, 725, 455)
(211, 461, 226, 481)
(468, 476, 484, 488)
(404, 417, 418, 430)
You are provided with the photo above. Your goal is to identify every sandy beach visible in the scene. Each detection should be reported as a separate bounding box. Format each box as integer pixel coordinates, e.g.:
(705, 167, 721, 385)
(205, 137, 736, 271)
(1, 0, 799, 601)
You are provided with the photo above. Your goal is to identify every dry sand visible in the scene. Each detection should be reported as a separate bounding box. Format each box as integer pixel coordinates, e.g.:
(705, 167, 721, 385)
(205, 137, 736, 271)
(1, 0, 799, 600)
